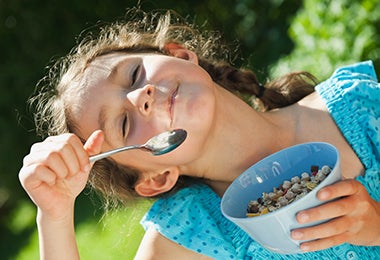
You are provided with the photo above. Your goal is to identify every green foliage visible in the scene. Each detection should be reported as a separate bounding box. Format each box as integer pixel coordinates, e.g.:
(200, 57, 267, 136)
(233, 0, 303, 79)
(270, 0, 380, 80)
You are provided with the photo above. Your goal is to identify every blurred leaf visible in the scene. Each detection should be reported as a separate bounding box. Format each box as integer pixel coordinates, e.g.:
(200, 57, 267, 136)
(270, 0, 380, 80)
(7, 201, 36, 234)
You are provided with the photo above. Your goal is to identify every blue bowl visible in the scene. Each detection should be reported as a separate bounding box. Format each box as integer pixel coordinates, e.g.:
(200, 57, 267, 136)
(221, 142, 341, 254)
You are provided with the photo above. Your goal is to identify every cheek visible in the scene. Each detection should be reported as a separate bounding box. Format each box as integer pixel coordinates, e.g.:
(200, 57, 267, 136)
(168, 98, 215, 163)
(178, 88, 215, 129)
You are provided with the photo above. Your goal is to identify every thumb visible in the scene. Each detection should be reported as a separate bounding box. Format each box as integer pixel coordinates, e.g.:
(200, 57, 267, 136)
(84, 130, 104, 157)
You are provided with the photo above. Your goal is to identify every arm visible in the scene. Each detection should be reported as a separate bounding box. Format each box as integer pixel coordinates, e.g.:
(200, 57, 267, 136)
(135, 227, 213, 260)
(291, 179, 380, 252)
(19, 131, 103, 260)
(37, 207, 78, 259)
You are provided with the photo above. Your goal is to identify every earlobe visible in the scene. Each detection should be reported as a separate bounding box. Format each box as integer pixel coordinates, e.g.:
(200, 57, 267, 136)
(135, 167, 180, 197)
(164, 43, 198, 64)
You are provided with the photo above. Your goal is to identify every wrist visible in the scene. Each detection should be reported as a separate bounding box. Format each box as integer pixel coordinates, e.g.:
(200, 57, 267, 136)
(36, 203, 75, 227)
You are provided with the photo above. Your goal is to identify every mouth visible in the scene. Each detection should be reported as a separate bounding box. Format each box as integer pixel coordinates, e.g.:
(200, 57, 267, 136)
(168, 85, 179, 126)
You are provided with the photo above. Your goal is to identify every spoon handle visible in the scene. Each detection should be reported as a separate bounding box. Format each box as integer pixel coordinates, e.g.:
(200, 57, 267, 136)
(89, 144, 141, 163)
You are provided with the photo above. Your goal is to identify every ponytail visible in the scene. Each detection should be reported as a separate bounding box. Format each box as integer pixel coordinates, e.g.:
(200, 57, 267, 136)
(199, 59, 318, 111)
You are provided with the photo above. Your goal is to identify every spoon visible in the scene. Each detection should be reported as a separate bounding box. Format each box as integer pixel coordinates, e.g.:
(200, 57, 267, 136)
(89, 129, 187, 163)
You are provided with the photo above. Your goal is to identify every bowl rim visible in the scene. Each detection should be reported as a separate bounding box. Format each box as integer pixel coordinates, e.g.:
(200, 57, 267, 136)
(221, 142, 340, 222)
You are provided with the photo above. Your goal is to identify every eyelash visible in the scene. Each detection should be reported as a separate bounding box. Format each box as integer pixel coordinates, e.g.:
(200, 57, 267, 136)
(122, 114, 128, 138)
(122, 65, 140, 138)
(131, 65, 140, 86)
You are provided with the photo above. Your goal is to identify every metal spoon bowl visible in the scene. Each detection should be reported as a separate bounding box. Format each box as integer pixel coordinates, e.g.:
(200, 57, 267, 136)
(89, 129, 187, 163)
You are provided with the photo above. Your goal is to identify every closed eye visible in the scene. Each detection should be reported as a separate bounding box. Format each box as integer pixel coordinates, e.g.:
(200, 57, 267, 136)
(131, 64, 140, 86)
(122, 115, 128, 138)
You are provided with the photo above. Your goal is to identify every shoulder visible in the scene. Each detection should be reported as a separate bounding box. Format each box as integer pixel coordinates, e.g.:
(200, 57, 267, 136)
(140, 183, 220, 235)
(140, 183, 248, 258)
(142, 183, 218, 221)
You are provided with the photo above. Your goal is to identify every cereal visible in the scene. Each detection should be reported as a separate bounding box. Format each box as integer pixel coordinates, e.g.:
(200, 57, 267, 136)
(246, 165, 332, 217)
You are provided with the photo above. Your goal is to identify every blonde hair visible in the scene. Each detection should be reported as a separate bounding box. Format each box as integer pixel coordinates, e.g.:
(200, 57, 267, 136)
(29, 8, 316, 207)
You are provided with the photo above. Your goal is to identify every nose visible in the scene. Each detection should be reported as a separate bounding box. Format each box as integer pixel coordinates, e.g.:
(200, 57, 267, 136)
(128, 85, 155, 116)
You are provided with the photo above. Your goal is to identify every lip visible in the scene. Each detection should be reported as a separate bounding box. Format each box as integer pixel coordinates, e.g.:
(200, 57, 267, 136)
(168, 86, 179, 126)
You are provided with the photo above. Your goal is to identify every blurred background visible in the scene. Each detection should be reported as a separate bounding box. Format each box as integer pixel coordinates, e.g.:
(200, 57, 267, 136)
(1, 0, 379, 259)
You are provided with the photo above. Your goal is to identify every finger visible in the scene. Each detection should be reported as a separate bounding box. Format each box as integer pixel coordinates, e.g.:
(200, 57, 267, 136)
(63, 134, 92, 173)
(50, 133, 89, 174)
(57, 141, 83, 177)
(296, 196, 354, 224)
(42, 151, 70, 179)
(27, 134, 89, 177)
(299, 232, 349, 252)
(317, 179, 361, 201)
(292, 216, 352, 241)
(84, 130, 104, 158)
(23, 142, 49, 166)
(24, 134, 80, 168)
(19, 163, 58, 189)
(23, 148, 72, 180)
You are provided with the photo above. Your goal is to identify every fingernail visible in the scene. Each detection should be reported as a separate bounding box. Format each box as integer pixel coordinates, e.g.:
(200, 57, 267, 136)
(319, 189, 330, 200)
(298, 212, 309, 223)
(291, 230, 303, 240)
(300, 244, 310, 252)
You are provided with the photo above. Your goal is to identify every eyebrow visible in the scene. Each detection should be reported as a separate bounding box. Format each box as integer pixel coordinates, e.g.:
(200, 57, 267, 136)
(107, 58, 130, 84)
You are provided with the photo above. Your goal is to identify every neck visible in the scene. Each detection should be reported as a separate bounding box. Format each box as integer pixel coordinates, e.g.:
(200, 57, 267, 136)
(194, 87, 298, 196)
(202, 90, 364, 196)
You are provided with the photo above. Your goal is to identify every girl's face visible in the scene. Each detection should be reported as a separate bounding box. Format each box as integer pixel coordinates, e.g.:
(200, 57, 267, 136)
(71, 51, 217, 172)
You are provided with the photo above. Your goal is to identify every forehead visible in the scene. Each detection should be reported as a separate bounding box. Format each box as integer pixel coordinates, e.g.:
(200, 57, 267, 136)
(84, 53, 130, 79)
(68, 53, 130, 136)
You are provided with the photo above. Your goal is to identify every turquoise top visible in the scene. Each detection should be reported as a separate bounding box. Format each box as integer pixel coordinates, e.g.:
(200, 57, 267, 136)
(141, 61, 380, 259)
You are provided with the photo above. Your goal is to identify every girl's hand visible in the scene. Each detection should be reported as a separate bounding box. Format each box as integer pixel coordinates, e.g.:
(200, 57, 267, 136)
(291, 179, 380, 251)
(19, 131, 104, 221)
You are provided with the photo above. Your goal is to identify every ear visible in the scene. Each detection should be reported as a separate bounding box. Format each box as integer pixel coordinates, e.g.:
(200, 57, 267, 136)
(164, 43, 198, 64)
(134, 167, 180, 197)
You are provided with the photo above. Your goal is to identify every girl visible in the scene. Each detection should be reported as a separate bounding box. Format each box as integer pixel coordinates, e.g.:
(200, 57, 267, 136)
(19, 9, 380, 259)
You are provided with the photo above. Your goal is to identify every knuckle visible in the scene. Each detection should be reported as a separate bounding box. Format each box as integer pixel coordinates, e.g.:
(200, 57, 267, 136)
(66, 133, 81, 144)
(348, 180, 358, 191)
(61, 135, 81, 152)
(19, 163, 41, 183)
(67, 162, 80, 175)
(45, 151, 60, 162)
(358, 199, 372, 213)
(339, 200, 350, 212)
(337, 232, 350, 244)
(45, 135, 58, 142)
(346, 179, 362, 194)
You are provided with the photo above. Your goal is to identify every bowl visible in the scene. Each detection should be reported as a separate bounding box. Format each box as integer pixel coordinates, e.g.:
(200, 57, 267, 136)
(221, 142, 341, 254)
